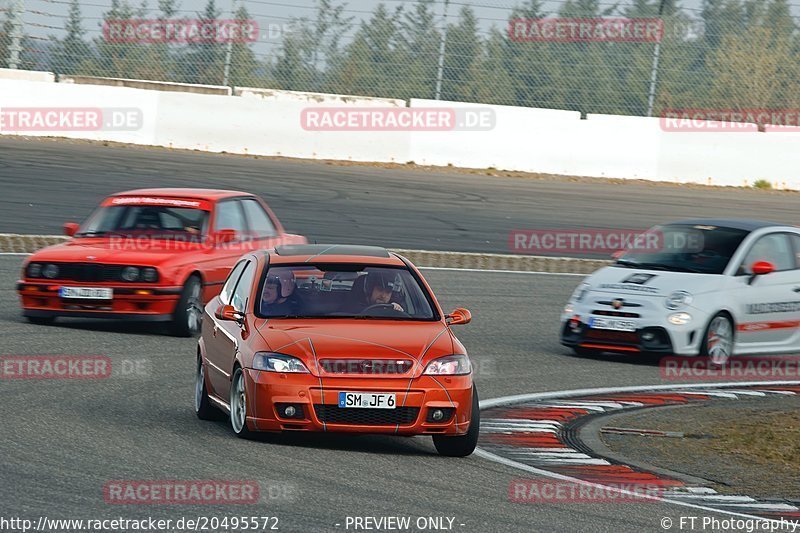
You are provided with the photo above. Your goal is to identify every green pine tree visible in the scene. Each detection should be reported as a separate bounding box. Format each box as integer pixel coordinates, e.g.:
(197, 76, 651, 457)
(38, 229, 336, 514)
(440, 6, 482, 102)
(50, 0, 92, 74)
(228, 4, 262, 87)
(328, 3, 406, 98)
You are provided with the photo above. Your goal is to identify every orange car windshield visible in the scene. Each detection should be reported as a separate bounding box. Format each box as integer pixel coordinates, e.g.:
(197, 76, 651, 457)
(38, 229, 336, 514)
(257, 265, 437, 321)
(76, 205, 210, 241)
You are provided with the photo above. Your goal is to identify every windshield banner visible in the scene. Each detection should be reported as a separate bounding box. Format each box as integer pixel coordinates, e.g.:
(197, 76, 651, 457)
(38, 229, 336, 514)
(102, 197, 213, 210)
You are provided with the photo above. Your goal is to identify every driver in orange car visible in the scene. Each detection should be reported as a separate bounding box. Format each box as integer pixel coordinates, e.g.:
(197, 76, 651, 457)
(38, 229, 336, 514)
(346, 271, 404, 314)
(260, 271, 299, 315)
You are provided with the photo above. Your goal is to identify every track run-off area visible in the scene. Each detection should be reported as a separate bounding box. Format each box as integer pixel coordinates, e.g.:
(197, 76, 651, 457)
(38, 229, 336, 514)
(2, 139, 799, 532)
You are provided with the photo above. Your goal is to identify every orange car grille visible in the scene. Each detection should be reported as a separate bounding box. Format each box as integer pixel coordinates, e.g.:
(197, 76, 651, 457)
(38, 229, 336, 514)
(319, 359, 414, 375)
(314, 405, 419, 425)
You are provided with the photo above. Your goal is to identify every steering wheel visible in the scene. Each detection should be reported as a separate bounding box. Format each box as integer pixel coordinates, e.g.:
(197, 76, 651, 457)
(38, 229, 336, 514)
(358, 303, 407, 316)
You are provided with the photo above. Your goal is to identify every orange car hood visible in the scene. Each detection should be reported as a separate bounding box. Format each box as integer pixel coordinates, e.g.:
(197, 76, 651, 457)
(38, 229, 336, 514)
(29, 238, 206, 266)
(256, 320, 455, 375)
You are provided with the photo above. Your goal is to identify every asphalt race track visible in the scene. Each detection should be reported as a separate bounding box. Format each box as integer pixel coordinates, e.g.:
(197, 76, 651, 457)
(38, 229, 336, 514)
(0, 256, 740, 533)
(0, 138, 781, 532)
(3, 137, 800, 255)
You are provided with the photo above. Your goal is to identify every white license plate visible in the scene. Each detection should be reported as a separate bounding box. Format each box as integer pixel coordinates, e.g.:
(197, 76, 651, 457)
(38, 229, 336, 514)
(338, 392, 396, 409)
(589, 317, 636, 332)
(59, 287, 113, 300)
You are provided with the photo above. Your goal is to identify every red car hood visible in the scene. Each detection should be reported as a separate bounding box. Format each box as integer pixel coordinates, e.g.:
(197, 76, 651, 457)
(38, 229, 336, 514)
(255, 319, 455, 376)
(28, 238, 206, 266)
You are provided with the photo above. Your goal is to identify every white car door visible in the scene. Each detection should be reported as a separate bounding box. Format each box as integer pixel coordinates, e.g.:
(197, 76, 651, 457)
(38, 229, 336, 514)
(731, 232, 800, 352)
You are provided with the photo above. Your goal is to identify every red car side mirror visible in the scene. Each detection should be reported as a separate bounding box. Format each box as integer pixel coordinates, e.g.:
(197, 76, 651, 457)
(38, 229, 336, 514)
(751, 261, 774, 276)
(63, 222, 79, 237)
(446, 308, 472, 326)
(215, 304, 244, 324)
(215, 229, 238, 244)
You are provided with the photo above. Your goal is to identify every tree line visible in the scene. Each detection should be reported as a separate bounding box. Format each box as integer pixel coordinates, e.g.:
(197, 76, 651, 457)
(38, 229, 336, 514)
(1, 0, 798, 116)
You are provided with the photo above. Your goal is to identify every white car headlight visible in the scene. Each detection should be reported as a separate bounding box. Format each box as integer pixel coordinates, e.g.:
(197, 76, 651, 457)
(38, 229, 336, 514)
(668, 312, 692, 325)
(252, 352, 309, 373)
(570, 283, 591, 303)
(665, 291, 692, 310)
(424, 355, 471, 376)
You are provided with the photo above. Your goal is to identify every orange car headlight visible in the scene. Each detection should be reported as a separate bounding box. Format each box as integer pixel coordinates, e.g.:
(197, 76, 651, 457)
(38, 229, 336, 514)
(252, 352, 310, 373)
(423, 354, 471, 376)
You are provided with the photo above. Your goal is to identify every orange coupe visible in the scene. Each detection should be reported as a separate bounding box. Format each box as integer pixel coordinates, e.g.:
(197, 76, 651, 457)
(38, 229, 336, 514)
(195, 244, 479, 456)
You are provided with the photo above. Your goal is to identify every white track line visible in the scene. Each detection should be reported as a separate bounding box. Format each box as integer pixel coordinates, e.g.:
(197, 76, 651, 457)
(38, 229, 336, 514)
(479, 380, 800, 410)
(477, 380, 800, 525)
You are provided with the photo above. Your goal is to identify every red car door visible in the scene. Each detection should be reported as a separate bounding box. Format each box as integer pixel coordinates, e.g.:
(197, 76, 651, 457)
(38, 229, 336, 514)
(203, 199, 251, 303)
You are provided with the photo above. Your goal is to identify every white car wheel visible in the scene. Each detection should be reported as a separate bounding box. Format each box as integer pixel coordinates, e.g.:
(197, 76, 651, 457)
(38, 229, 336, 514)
(703, 313, 733, 366)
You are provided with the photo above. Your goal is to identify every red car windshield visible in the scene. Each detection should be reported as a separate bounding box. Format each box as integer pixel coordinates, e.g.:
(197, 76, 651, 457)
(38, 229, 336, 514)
(256, 265, 438, 320)
(77, 205, 210, 241)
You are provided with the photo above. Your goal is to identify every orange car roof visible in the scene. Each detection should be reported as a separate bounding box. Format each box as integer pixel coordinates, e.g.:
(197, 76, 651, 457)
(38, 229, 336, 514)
(112, 188, 250, 201)
(268, 244, 407, 267)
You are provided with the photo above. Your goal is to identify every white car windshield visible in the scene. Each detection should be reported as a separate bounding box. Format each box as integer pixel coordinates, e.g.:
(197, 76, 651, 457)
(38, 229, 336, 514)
(616, 224, 749, 274)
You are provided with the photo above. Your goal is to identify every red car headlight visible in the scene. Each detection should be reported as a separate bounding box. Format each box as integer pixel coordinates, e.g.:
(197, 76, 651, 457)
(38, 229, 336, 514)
(252, 352, 309, 373)
(423, 355, 471, 376)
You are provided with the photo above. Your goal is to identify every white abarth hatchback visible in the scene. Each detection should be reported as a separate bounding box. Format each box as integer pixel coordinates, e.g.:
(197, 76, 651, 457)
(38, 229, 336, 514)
(561, 219, 800, 365)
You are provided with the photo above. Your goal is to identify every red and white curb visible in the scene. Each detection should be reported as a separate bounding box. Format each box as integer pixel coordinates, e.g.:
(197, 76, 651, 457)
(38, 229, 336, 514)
(477, 381, 800, 523)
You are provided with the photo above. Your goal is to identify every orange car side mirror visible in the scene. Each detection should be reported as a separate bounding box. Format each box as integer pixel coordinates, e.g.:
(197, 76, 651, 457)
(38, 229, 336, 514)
(446, 308, 471, 326)
(215, 304, 244, 324)
(63, 222, 79, 237)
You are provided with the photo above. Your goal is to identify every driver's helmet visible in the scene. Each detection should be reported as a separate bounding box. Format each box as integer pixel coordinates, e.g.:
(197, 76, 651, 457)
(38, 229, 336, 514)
(364, 270, 396, 296)
(274, 269, 296, 298)
(262, 275, 282, 303)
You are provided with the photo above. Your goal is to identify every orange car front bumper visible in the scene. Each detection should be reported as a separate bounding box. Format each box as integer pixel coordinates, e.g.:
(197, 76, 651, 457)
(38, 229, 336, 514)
(17, 281, 182, 320)
(244, 369, 474, 436)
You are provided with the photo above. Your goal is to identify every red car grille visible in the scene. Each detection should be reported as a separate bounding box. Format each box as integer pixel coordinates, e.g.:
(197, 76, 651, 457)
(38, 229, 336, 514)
(47, 263, 125, 282)
(585, 329, 639, 343)
(314, 405, 419, 425)
(319, 359, 414, 375)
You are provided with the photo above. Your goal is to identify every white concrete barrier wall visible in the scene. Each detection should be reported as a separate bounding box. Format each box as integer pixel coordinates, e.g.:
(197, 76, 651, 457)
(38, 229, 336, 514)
(0, 79, 159, 145)
(1, 78, 799, 189)
(235, 87, 404, 107)
(0, 68, 55, 83)
(153, 90, 410, 162)
(407, 99, 583, 173)
(658, 129, 800, 189)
